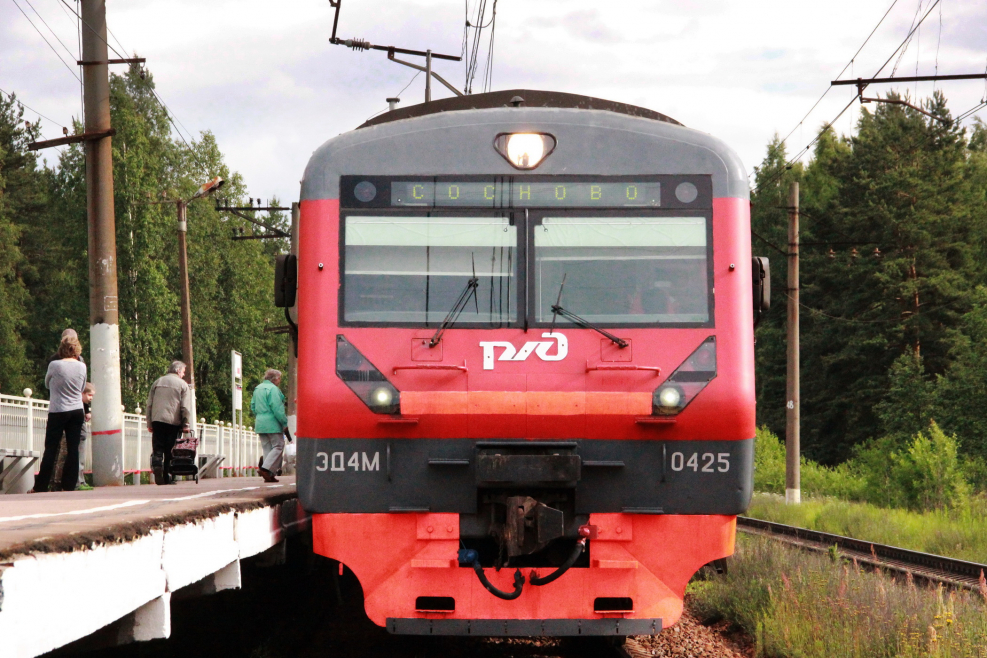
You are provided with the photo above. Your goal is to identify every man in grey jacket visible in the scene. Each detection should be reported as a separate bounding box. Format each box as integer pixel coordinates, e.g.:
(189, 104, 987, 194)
(145, 361, 194, 485)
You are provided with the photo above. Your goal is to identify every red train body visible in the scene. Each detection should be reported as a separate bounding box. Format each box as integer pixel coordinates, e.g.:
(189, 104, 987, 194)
(289, 90, 760, 636)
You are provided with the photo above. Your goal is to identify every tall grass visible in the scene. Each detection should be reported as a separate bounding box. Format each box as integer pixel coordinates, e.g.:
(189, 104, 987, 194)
(746, 493, 987, 563)
(690, 534, 987, 658)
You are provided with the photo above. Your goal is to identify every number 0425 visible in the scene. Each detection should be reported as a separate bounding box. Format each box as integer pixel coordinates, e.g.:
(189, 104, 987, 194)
(669, 452, 730, 473)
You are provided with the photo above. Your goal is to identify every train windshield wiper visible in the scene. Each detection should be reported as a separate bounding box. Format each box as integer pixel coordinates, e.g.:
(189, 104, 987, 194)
(549, 274, 629, 348)
(429, 255, 480, 347)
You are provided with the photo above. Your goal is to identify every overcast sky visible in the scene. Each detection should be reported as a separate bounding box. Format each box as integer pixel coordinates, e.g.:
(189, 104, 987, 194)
(2, 0, 986, 204)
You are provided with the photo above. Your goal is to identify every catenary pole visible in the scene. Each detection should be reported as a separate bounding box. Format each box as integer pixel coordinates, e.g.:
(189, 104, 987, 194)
(82, 0, 124, 486)
(785, 181, 801, 504)
(425, 50, 432, 102)
(177, 200, 197, 433)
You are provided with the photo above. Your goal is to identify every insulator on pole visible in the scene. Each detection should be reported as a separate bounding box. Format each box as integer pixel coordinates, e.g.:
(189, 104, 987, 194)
(344, 38, 370, 51)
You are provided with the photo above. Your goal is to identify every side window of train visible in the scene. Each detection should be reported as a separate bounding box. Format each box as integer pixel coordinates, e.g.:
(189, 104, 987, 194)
(752, 257, 770, 326)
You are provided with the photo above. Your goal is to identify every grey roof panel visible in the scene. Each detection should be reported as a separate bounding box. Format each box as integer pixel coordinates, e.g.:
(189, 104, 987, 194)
(301, 106, 748, 202)
(358, 89, 683, 129)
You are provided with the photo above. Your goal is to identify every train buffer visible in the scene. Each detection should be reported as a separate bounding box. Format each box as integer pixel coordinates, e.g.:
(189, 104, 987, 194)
(0, 476, 309, 658)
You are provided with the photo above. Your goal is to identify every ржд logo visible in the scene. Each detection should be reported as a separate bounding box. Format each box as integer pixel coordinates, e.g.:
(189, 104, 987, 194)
(479, 333, 567, 370)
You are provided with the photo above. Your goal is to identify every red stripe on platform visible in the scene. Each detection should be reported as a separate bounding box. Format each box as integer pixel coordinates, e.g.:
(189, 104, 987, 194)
(91, 428, 122, 436)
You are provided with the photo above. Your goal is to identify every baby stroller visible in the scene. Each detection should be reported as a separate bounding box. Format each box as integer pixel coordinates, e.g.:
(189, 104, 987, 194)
(169, 430, 200, 484)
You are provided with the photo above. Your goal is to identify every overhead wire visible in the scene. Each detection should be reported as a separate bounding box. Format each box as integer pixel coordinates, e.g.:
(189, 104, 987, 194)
(52, 0, 76, 27)
(466, 0, 485, 93)
(57, 0, 212, 176)
(754, 0, 943, 196)
(954, 100, 987, 123)
(872, 0, 940, 79)
(464, 0, 494, 94)
(0, 87, 67, 130)
(890, 0, 925, 78)
(57, 0, 125, 59)
(47, 0, 84, 121)
(932, 0, 942, 93)
(365, 70, 421, 122)
(23, 0, 76, 62)
(480, 0, 498, 93)
(11, 0, 81, 83)
(754, 0, 901, 179)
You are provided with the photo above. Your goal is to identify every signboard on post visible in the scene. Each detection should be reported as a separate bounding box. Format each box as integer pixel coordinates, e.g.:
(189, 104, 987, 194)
(232, 351, 243, 410)
(232, 350, 243, 475)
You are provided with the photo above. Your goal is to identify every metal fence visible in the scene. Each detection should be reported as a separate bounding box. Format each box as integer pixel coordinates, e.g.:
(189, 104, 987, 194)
(0, 391, 261, 481)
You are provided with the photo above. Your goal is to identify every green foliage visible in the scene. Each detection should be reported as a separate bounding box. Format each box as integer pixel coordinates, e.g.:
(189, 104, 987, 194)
(754, 426, 864, 499)
(0, 71, 286, 418)
(753, 92, 986, 464)
(690, 534, 987, 657)
(753, 425, 786, 494)
(874, 352, 934, 441)
(757, 419, 971, 513)
(845, 422, 970, 511)
(890, 421, 969, 512)
(0, 93, 40, 393)
(931, 291, 987, 461)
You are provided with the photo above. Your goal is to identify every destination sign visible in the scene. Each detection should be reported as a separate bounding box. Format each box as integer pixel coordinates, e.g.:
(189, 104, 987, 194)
(339, 175, 711, 209)
(391, 180, 661, 208)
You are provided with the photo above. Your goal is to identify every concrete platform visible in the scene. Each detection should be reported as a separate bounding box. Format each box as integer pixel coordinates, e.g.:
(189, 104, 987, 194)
(0, 476, 309, 658)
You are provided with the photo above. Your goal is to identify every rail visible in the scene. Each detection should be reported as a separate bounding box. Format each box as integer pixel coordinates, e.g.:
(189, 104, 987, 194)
(737, 516, 987, 591)
(0, 391, 262, 482)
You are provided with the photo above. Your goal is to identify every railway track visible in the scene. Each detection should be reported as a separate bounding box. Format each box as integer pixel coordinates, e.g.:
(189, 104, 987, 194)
(737, 516, 987, 591)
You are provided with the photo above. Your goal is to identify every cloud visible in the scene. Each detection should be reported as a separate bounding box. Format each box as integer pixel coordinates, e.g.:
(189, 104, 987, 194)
(3, 0, 986, 203)
(558, 10, 623, 44)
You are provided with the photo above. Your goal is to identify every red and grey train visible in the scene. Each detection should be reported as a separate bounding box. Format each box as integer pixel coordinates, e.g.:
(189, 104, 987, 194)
(279, 90, 768, 637)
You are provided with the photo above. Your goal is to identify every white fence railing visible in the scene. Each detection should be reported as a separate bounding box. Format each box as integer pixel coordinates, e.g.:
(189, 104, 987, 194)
(0, 391, 262, 481)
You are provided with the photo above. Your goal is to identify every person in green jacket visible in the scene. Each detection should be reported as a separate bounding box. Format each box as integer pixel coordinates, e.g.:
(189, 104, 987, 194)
(251, 369, 288, 483)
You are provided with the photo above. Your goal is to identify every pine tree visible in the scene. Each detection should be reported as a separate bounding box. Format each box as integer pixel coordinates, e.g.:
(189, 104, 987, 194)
(0, 93, 44, 393)
(753, 91, 983, 463)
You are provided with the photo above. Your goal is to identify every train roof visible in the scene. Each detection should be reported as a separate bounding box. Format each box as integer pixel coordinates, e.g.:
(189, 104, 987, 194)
(358, 90, 683, 130)
(301, 90, 748, 202)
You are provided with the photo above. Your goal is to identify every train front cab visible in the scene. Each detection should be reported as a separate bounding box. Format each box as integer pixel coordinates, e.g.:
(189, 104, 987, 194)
(291, 91, 759, 637)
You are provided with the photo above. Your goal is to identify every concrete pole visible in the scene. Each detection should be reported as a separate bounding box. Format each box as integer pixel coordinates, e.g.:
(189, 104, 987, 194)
(82, 0, 124, 486)
(785, 182, 801, 504)
(425, 50, 432, 103)
(177, 200, 197, 434)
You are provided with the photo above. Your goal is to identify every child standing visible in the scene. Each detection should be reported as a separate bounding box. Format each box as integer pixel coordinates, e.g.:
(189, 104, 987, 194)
(78, 383, 95, 489)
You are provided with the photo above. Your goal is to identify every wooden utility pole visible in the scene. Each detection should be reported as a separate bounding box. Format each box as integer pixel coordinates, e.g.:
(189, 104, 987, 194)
(82, 0, 124, 486)
(785, 182, 801, 504)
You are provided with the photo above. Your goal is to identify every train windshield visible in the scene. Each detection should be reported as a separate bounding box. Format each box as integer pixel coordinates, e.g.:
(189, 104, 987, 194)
(343, 215, 517, 325)
(534, 216, 709, 325)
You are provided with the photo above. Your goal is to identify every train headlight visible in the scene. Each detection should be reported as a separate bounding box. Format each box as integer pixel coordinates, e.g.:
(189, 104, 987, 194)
(336, 335, 401, 415)
(652, 336, 717, 416)
(656, 386, 682, 409)
(494, 133, 556, 170)
(371, 386, 394, 407)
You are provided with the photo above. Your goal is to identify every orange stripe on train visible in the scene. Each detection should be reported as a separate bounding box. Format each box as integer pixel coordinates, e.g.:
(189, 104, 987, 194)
(400, 391, 651, 415)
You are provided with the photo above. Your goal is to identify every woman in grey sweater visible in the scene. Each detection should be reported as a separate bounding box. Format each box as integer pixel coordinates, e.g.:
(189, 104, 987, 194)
(32, 335, 88, 492)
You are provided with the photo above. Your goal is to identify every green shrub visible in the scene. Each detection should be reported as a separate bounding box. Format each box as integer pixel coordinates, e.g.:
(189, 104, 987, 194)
(754, 425, 786, 494)
(892, 421, 969, 512)
(753, 426, 865, 499)
(853, 422, 970, 511)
